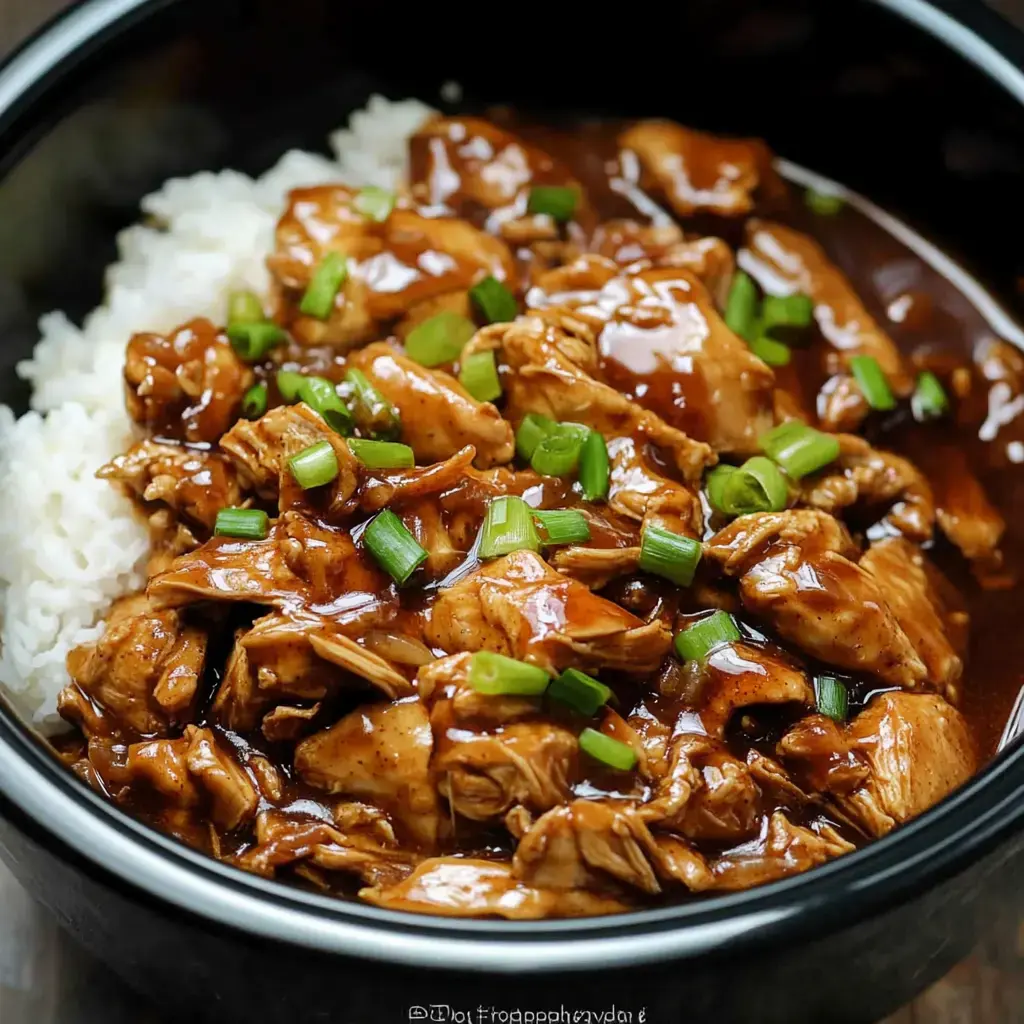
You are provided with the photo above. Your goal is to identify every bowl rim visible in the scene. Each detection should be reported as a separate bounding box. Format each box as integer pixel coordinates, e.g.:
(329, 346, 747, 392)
(1, 0, 1023, 974)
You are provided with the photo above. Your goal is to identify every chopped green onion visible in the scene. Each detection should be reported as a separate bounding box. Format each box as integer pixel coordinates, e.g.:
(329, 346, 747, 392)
(228, 290, 264, 325)
(276, 370, 305, 402)
(578, 430, 610, 502)
(705, 465, 737, 514)
(526, 185, 578, 222)
(214, 508, 269, 540)
(241, 382, 268, 419)
(515, 413, 557, 461)
(299, 252, 348, 320)
(850, 355, 896, 411)
(405, 311, 476, 367)
(725, 271, 759, 342)
(549, 668, 612, 716)
(459, 350, 502, 403)
(347, 438, 415, 469)
(287, 440, 339, 490)
(719, 456, 789, 516)
(578, 728, 636, 771)
(227, 321, 286, 362)
(674, 610, 741, 663)
(344, 368, 400, 439)
(805, 188, 845, 216)
(531, 429, 584, 477)
(297, 376, 353, 436)
(533, 509, 591, 546)
(363, 508, 428, 585)
(468, 651, 550, 696)
(639, 525, 702, 586)
(353, 186, 396, 223)
(761, 294, 814, 336)
(479, 496, 541, 560)
(748, 335, 792, 367)
(470, 276, 518, 324)
(759, 421, 841, 480)
(912, 370, 949, 421)
(815, 675, 848, 722)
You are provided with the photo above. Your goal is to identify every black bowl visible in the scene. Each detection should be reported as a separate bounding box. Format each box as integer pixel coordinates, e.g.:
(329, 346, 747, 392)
(2, 2, 1024, 1021)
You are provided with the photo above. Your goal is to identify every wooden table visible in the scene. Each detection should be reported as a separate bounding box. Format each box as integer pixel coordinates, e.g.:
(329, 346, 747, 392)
(1, 1, 1023, 1021)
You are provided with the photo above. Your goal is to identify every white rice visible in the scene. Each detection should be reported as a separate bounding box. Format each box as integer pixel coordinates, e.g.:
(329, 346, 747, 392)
(0, 95, 435, 728)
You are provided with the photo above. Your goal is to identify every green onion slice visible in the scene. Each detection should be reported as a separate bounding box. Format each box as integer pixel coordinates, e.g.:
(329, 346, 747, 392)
(363, 508, 428, 586)
(531, 429, 584, 478)
(470, 276, 518, 324)
(579, 430, 610, 502)
(214, 508, 269, 540)
(297, 376, 353, 436)
(748, 335, 792, 367)
(228, 290, 264, 326)
(674, 610, 741, 663)
(515, 413, 557, 461)
(344, 368, 400, 439)
(241, 382, 268, 420)
(805, 188, 845, 216)
(759, 421, 841, 480)
(479, 495, 541, 560)
(719, 456, 788, 516)
(287, 440, 339, 490)
(705, 465, 737, 514)
(467, 651, 550, 696)
(459, 350, 502, 403)
(276, 370, 305, 403)
(526, 185, 578, 222)
(850, 355, 896, 411)
(347, 438, 415, 470)
(353, 186, 396, 223)
(533, 509, 591, 546)
(578, 728, 637, 771)
(299, 252, 348, 320)
(227, 321, 286, 362)
(725, 270, 759, 342)
(815, 674, 849, 722)
(549, 668, 612, 716)
(761, 294, 814, 335)
(638, 525, 702, 586)
(911, 370, 949, 421)
(405, 311, 476, 367)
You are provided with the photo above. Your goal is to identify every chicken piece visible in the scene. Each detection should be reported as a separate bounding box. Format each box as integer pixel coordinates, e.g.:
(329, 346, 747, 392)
(434, 721, 577, 822)
(124, 736, 197, 806)
(712, 812, 855, 891)
(124, 318, 253, 442)
(777, 714, 871, 796)
(261, 703, 322, 743)
(800, 434, 935, 543)
(526, 264, 774, 456)
(64, 598, 207, 736)
(360, 858, 628, 919)
(294, 698, 441, 849)
(237, 812, 343, 877)
(860, 538, 965, 699)
(587, 220, 687, 266)
(269, 184, 515, 348)
(512, 800, 664, 895)
(477, 315, 713, 484)
(620, 121, 772, 218)
(357, 445, 476, 513)
(424, 550, 672, 676)
(183, 725, 259, 831)
(547, 545, 641, 590)
(148, 512, 395, 631)
(347, 343, 514, 469)
(838, 692, 976, 838)
(417, 653, 541, 728)
(219, 403, 360, 514)
(606, 436, 703, 534)
(705, 511, 926, 687)
(409, 116, 587, 236)
(308, 631, 414, 699)
(741, 220, 914, 423)
(99, 440, 242, 533)
(698, 642, 814, 737)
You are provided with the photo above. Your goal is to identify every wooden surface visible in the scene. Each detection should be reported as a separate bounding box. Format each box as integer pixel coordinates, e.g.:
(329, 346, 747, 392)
(1, 1, 1024, 1021)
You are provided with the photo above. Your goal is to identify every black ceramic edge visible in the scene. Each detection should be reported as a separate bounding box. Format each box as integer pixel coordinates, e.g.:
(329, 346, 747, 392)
(0, 0, 1023, 975)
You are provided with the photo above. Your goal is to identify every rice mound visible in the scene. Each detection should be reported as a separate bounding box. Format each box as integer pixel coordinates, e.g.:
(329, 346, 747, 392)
(0, 95, 434, 728)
